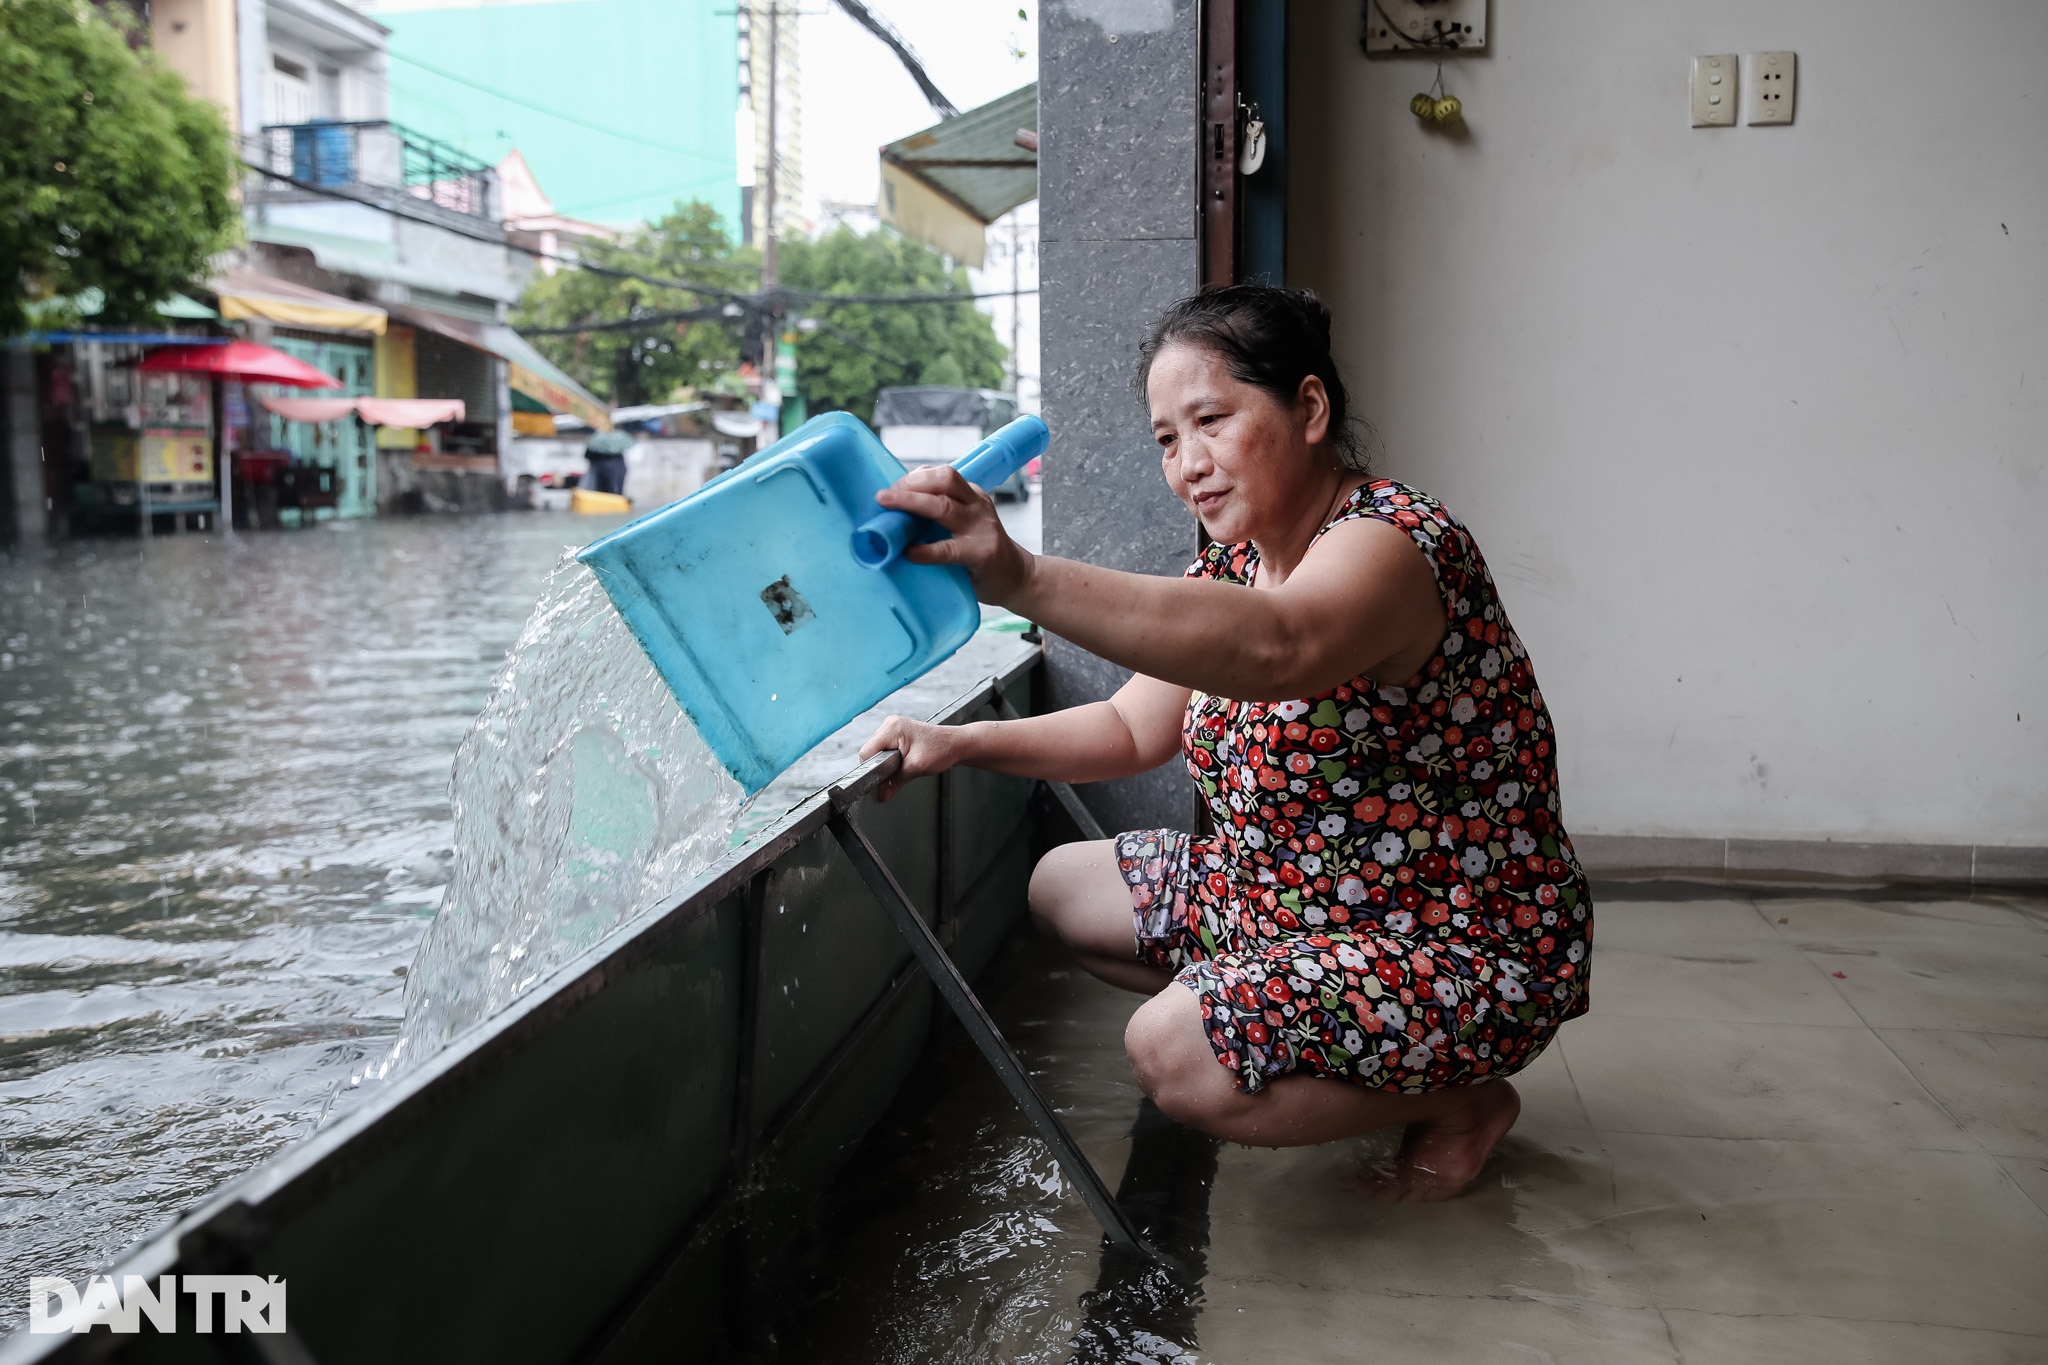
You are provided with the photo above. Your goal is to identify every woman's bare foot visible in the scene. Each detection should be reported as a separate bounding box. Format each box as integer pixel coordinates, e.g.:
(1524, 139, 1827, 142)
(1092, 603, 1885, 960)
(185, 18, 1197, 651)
(1353, 1080, 1521, 1203)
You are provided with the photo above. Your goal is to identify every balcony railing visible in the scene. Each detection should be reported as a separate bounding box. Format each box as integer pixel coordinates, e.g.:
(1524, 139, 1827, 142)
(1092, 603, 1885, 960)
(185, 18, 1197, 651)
(250, 121, 499, 224)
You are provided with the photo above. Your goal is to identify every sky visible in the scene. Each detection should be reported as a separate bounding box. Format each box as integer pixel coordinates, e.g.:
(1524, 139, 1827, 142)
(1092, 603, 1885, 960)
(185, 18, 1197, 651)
(358, 0, 1042, 401)
(794, 0, 1042, 404)
(795, 0, 1036, 213)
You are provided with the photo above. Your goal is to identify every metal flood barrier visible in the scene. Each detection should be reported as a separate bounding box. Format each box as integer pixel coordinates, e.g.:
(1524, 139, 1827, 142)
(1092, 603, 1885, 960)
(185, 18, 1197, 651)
(6, 649, 1060, 1365)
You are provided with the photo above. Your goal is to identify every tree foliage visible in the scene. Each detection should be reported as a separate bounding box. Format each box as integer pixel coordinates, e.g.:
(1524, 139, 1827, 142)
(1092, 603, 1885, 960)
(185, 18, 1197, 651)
(779, 227, 1005, 425)
(511, 208, 1007, 420)
(0, 0, 239, 335)
(512, 201, 756, 408)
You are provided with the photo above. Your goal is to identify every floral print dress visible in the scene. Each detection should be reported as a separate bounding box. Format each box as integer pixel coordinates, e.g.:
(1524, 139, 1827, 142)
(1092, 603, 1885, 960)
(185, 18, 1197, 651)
(1115, 480, 1592, 1095)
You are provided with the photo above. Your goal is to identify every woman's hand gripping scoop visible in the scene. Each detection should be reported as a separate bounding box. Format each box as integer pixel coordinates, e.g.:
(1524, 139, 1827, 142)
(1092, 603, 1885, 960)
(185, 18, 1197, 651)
(858, 463, 1036, 803)
(871, 463, 1036, 605)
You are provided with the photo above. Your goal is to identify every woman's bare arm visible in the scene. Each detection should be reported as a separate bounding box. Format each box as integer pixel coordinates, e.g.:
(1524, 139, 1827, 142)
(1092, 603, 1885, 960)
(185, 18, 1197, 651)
(859, 673, 1189, 801)
(1001, 519, 1442, 700)
(876, 466, 1444, 701)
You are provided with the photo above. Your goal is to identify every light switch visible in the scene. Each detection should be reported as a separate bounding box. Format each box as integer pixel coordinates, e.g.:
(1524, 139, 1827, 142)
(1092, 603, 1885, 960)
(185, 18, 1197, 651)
(1691, 54, 1737, 127)
(1747, 51, 1796, 125)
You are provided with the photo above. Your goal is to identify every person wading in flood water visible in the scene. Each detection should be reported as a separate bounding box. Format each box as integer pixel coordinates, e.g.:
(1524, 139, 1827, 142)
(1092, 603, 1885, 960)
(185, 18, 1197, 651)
(861, 284, 1592, 1200)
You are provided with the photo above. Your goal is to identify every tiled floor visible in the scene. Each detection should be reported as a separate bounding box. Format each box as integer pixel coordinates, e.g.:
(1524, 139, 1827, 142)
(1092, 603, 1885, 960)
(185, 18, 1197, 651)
(1193, 886, 2048, 1364)
(781, 884, 2048, 1364)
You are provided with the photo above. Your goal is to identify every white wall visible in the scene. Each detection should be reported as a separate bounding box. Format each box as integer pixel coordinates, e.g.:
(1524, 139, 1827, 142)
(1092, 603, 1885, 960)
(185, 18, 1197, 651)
(1290, 1, 2047, 848)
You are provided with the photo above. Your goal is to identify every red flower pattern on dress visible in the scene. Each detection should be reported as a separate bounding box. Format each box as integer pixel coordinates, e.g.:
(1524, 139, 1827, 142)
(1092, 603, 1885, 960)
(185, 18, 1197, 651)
(1116, 481, 1593, 1094)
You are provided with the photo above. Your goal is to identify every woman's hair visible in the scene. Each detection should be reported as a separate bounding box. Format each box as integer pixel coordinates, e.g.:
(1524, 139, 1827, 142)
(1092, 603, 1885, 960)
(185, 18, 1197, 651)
(1134, 283, 1373, 474)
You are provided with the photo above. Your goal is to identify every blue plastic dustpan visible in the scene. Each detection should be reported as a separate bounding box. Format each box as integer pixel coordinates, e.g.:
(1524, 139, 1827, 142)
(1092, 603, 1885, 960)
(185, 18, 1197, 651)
(576, 411, 1047, 793)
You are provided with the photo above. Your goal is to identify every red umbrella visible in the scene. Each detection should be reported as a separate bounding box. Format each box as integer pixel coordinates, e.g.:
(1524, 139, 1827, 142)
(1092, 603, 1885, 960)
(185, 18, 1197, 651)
(137, 339, 341, 388)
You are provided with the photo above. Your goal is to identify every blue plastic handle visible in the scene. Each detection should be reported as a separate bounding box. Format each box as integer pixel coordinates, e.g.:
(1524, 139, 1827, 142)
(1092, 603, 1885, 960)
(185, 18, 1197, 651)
(851, 414, 1050, 569)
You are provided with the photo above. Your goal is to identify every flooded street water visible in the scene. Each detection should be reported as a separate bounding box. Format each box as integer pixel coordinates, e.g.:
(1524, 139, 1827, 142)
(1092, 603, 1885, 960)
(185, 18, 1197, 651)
(0, 516, 581, 1308)
(0, 497, 1040, 1333)
(5, 499, 2040, 1363)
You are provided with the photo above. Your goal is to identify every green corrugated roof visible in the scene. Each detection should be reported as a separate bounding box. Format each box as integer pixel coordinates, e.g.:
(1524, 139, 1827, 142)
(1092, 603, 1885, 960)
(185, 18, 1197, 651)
(881, 83, 1037, 225)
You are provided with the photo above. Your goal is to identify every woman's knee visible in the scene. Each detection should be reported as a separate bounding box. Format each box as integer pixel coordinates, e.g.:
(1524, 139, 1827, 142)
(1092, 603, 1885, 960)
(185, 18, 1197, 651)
(1125, 986, 1239, 1126)
(1028, 840, 1118, 947)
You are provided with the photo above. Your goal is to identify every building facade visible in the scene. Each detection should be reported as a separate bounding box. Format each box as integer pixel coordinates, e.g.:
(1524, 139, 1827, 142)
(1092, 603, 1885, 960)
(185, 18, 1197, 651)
(353, 0, 741, 234)
(736, 0, 803, 247)
(0, 0, 615, 538)
(1039, 2, 2048, 873)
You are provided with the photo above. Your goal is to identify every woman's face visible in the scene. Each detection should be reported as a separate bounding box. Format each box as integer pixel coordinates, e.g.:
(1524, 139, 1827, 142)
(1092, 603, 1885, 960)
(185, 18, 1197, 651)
(1148, 341, 1332, 545)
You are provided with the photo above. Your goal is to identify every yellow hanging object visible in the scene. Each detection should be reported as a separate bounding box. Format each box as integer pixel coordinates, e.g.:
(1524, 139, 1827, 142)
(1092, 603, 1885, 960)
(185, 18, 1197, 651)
(1411, 92, 1438, 120)
(570, 489, 633, 515)
(1432, 95, 1464, 125)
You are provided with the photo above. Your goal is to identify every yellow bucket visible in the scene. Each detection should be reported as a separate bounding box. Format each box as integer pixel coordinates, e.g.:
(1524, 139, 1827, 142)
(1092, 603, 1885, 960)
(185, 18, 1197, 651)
(570, 489, 632, 515)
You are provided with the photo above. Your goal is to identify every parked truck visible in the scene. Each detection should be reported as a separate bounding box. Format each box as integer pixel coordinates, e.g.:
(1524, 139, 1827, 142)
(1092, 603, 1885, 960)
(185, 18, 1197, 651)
(873, 387, 1034, 501)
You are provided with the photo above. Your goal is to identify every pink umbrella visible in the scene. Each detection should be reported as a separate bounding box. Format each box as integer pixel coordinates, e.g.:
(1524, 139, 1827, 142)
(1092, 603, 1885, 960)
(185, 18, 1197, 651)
(138, 339, 341, 388)
(136, 342, 339, 534)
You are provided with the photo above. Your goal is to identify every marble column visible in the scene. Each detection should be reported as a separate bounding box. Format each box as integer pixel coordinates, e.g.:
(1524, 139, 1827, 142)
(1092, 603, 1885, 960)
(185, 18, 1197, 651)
(1040, 0, 1201, 834)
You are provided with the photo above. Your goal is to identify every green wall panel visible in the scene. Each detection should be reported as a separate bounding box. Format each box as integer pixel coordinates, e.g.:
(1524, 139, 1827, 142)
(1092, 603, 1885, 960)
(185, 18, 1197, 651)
(375, 0, 741, 230)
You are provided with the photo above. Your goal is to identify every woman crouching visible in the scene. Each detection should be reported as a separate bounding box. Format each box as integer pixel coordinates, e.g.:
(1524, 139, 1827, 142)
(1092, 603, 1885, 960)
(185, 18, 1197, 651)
(861, 284, 1592, 1201)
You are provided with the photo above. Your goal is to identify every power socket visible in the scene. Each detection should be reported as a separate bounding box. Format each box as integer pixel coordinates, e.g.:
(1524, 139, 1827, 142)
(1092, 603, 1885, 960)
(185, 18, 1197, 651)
(1363, 0, 1488, 54)
(1747, 51, 1796, 125)
(1690, 54, 1738, 128)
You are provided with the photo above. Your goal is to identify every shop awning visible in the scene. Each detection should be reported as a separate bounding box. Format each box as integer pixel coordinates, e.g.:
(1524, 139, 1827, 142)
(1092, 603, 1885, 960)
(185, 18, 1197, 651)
(258, 395, 467, 426)
(388, 304, 611, 431)
(259, 397, 359, 423)
(710, 410, 765, 439)
(25, 331, 226, 346)
(18, 287, 218, 330)
(359, 397, 466, 427)
(139, 340, 341, 387)
(488, 326, 609, 432)
(210, 271, 388, 336)
(155, 293, 219, 320)
(879, 83, 1037, 268)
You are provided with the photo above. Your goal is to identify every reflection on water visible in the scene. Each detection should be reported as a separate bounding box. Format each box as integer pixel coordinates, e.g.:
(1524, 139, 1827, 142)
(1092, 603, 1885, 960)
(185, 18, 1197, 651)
(0, 512, 1031, 1334)
(760, 936, 1219, 1365)
(0, 517, 615, 1324)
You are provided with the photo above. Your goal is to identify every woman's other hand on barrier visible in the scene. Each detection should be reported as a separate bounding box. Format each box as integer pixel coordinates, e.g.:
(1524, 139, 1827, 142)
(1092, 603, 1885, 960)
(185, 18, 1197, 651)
(860, 715, 960, 802)
(873, 464, 1034, 602)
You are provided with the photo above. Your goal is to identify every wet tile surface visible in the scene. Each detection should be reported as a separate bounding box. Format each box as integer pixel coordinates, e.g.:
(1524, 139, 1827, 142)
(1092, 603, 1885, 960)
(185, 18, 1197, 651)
(1585, 940, 1866, 1025)
(1796, 939, 2048, 1036)
(1663, 1307, 2048, 1365)
(1876, 1029, 2048, 1157)
(1562, 1015, 1977, 1148)
(1193, 891, 2048, 1359)
(773, 889, 2048, 1362)
(1997, 1154, 2048, 1215)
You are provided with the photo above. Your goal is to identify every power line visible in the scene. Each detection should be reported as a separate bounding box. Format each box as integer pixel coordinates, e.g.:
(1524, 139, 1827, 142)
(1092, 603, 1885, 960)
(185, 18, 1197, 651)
(521, 305, 737, 336)
(237, 160, 1037, 313)
(555, 171, 739, 217)
(380, 48, 732, 164)
(517, 285, 1041, 336)
(797, 287, 1038, 305)
(807, 314, 915, 378)
(239, 159, 749, 299)
(828, 0, 957, 118)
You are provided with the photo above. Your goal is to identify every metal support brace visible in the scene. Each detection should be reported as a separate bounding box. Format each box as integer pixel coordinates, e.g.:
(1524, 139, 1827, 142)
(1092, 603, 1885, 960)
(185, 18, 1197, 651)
(991, 691, 1111, 843)
(826, 811, 1159, 1262)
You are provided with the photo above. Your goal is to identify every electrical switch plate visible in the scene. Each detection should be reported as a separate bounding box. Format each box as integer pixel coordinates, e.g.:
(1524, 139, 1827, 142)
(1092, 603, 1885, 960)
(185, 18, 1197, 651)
(1690, 54, 1737, 127)
(1363, 0, 1487, 54)
(1747, 51, 1796, 124)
